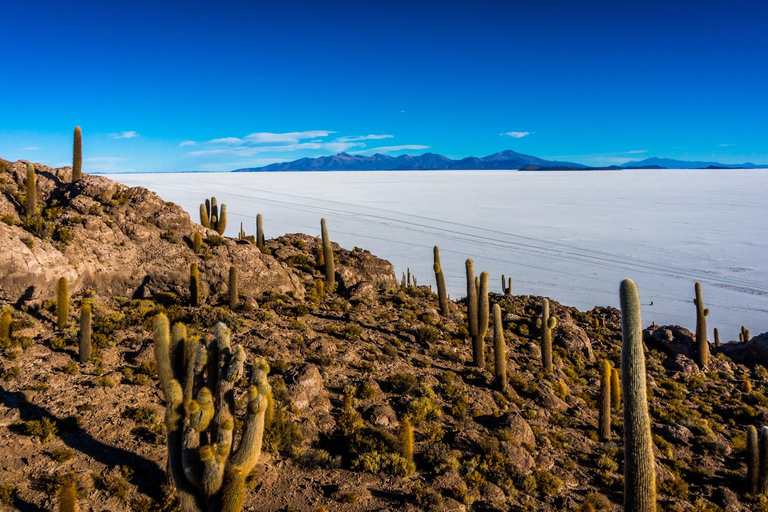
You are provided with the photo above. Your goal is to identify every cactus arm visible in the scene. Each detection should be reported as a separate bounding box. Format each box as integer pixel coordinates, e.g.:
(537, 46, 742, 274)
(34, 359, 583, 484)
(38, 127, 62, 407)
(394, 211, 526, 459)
(433, 246, 449, 316)
(466, 259, 478, 337)
(599, 360, 611, 440)
(200, 204, 210, 228)
(217, 204, 227, 235)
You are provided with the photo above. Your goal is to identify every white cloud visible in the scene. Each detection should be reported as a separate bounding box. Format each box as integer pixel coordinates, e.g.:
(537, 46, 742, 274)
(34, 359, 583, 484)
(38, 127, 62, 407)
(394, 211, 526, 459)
(22, 147, 40, 151)
(187, 141, 364, 158)
(351, 145, 430, 155)
(179, 140, 196, 147)
(243, 131, 334, 144)
(504, 131, 531, 138)
(718, 143, 734, 147)
(337, 134, 394, 142)
(209, 137, 244, 145)
(110, 131, 139, 139)
(627, 150, 647, 154)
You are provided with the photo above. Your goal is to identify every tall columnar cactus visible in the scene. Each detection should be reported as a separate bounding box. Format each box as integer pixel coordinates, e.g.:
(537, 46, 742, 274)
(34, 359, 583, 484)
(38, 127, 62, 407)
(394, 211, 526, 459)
(693, 282, 710, 367)
(537, 298, 557, 373)
(200, 204, 211, 229)
(433, 246, 449, 316)
(256, 214, 265, 252)
(217, 205, 227, 235)
(190, 263, 200, 307)
(501, 274, 512, 296)
(193, 232, 203, 254)
(466, 262, 489, 368)
(493, 304, 506, 390)
(620, 279, 656, 512)
(153, 315, 271, 512)
(59, 479, 77, 512)
(0, 309, 11, 341)
(238, 223, 245, 240)
(399, 416, 414, 462)
(611, 368, 621, 410)
(228, 266, 238, 309)
(713, 328, 720, 348)
(599, 359, 612, 440)
(57, 277, 69, 330)
(407, 268, 412, 287)
(320, 218, 335, 288)
(747, 425, 759, 495)
(26, 163, 37, 217)
(760, 426, 768, 495)
(199, 197, 227, 234)
(72, 126, 82, 182)
(741, 326, 751, 343)
(79, 303, 92, 363)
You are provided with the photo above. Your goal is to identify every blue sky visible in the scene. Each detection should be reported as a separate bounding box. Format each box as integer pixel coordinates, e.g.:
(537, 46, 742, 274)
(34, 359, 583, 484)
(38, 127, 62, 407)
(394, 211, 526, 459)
(1, 0, 766, 172)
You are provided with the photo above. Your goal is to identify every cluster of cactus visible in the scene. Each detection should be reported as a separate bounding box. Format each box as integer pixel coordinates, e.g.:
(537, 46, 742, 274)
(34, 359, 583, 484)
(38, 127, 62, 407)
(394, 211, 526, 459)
(153, 315, 271, 512)
(228, 266, 238, 309)
(693, 282, 710, 367)
(26, 163, 37, 217)
(402, 268, 418, 288)
(79, 302, 92, 363)
(620, 279, 656, 511)
(320, 218, 335, 288)
(57, 277, 69, 330)
(492, 304, 506, 390)
(536, 298, 557, 373)
(190, 263, 200, 307)
(238, 223, 246, 240)
(501, 274, 513, 296)
(433, 246, 449, 316)
(465, 259, 489, 368)
(740, 326, 751, 343)
(72, 126, 82, 182)
(256, 214, 265, 252)
(200, 197, 227, 235)
(599, 359, 612, 440)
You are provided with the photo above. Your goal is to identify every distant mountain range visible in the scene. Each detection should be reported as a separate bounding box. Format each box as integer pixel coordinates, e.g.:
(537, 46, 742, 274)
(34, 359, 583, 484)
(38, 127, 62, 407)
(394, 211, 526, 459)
(232, 151, 768, 172)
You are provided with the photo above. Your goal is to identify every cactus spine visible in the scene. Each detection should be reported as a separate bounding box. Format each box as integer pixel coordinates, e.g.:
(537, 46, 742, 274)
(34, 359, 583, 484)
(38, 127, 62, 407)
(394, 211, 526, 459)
(72, 126, 82, 182)
(537, 298, 556, 373)
(599, 359, 611, 440)
(190, 263, 200, 307)
(153, 315, 271, 512)
(0, 308, 11, 341)
(228, 266, 238, 309)
(693, 282, 710, 367)
(26, 163, 37, 217)
(493, 304, 506, 390)
(256, 214, 265, 252)
(57, 277, 69, 330)
(320, 218, 335, 288)
(193, 232, 203, 254)
(620, 279, 656, 512)
(433, 246, 449, 316)
(59, 479, 77, 512)
(79, 303, 92, 363)
(501, 274, 512, 296)
(399, 416, 414, 462)
(747, 425, 759, 495)
(611, 368, 621, 410)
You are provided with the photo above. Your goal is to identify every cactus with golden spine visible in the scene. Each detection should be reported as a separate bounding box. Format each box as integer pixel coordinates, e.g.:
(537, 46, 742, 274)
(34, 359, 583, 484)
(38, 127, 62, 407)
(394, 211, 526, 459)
(153, 315, 271, 512)
(190, 263, 200, 307)
(26, 163, 37, 217)
(599, 359, 611, 440)
(620, 279, 656, 512)
(536, 298, 556, 373)
(611, 368, 621, 410)
(741, 326, 751, 343)
(693, 282, 710, 367)
(0, 308, 11, 341)
(199, 197, 227, 234)
(59, 478, 77, 512)
(200, 204, 211, 229)
(399, 416, 414, 462)
(216, 204, 227, 235)
(256, 214, 265, 252)
(492, 304, 506, 390)
(501, 274, 512, 296)
(72, 126, 82, 182)
(79, 303, 92, 363)
(747, 425, 759, 495)
(466, 260, 488, 368)
(57, 277, 69, 330)
(228, 266, 238, 309)
(193, 232, 203, 254)
(760, 426, 768, 496)
(433, 246, 449, 316)
(320, 218, 335, 288)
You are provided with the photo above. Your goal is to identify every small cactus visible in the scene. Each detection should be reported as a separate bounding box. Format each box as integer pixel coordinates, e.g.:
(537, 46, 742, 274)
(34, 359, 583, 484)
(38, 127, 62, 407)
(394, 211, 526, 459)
(59, 478, 77, 512)
(0, 308, 11, 341)
(79, 303, 92, 363)
(399, 416, 414, 462)
(72, 126, 82, 182)
(321, 218, 335, 289)
(57, 277, 69, 330)
(492, 304, 506, 390)
(611, 368, 621, 410)
(620, 279, 656, 512)
(193, 232, 203, 254)
(501, 274, 512, 296)
(190, 263, 200, 307)
(693, 282, 710, 367)
(713, 327, 720, 348)
(741, 326, 751, 343)
(256, 214, 265, 252)
(26, 163, 37, 217)
(228, 266, 238, 309)
(747, 425, 759, 495)
(599, 359, 611, 440)
(536, 298, 557, 373)
(238, 222, 246, 240)
(760, 426, 768, 495)
(407, 267, 412, 287)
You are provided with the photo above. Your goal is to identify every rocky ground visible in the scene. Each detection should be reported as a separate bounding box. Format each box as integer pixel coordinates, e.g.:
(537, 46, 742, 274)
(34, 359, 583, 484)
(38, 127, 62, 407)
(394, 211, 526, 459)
(1, 158, 767, 511)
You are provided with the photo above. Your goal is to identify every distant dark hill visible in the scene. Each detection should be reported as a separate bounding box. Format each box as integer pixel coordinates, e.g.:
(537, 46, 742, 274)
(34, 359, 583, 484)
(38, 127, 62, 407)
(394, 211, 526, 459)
(620, 157, 767, 169)
(232, 150, 590, 172)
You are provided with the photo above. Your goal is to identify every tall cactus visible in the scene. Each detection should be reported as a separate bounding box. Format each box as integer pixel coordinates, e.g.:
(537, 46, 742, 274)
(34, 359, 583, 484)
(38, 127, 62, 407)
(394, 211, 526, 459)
(537, 298, 556, 373)
(747, 425, 759, 495)
(399, 416, 414, 462)
(320, 218, 335, 289)
(611, 368, 621, 410)
(760, 426, 768, 495)
(0, 308, 11, 341)
(256, 214, 265, 252)
(620, 279, 656, 512)
(693, 282, 710, 367)
(57, 277, 69, 330)
(190, 263, 200, 307)
(228, 266, 238, 309)
(493, 304, 506, 390)
(79, 303, 92, 363)
(200, 204, 211, 229)
(193, 232, 203, 254)
(433, 246, 449, 316)
(217, 204, 227, 235)
(599, 359, 611, 440)
(501, 274, 512, 296)
(713, 327, 720, 348)
(153, 315, 271, 512)
(72, 126, 82, 182)
(59, 479, 77, 512)
(26, 163, 37, 217)
(466, 262, 489, 368)
(199, 197, 227, 234)
(741, 326, 751, 343)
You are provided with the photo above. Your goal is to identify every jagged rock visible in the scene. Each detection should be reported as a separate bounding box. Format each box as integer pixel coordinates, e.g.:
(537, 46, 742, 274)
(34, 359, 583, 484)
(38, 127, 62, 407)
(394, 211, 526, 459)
(645, 324, 695, 358)
(663, 353, 700, 377)
(555, 321, 595, 362)
(286, 364, 330, 414)
(655, 424, 693, 445)
(497, 412, 536, 447)
(365, 404, 398, 429)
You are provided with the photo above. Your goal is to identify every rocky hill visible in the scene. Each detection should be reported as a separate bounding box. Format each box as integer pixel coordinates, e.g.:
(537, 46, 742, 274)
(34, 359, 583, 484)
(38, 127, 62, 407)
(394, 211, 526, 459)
(1, 158, 767, 512)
